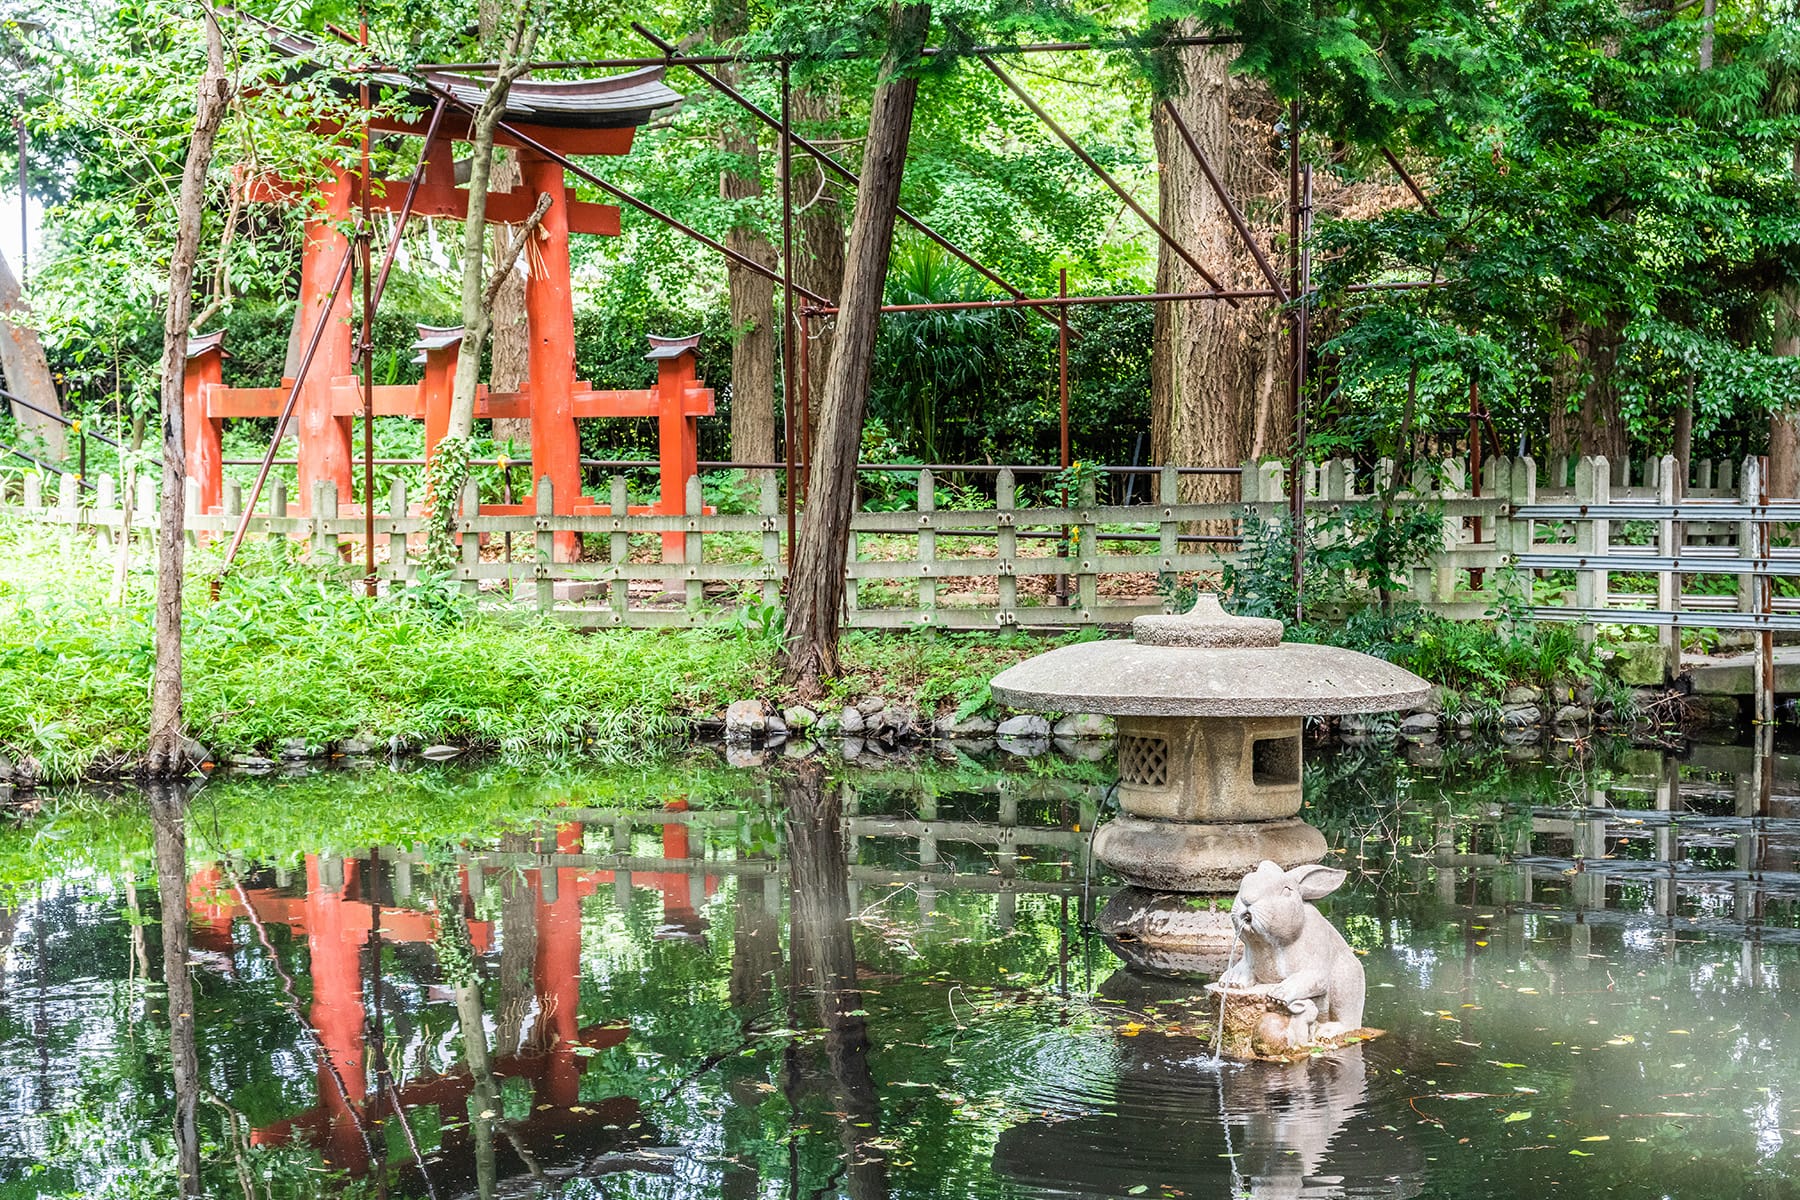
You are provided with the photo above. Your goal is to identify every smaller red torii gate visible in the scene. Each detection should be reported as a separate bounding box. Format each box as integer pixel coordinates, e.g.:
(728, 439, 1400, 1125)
(186, 51, 705, 561)
(184, 330, 713, 560)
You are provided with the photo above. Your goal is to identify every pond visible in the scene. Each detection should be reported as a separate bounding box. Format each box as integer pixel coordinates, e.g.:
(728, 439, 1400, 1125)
(0, 739, 1797, 1199)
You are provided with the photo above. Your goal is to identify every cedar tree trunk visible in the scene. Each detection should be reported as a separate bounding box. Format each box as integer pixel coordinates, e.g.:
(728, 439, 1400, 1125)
(1149, 33, 1285, 504)
(781, 2, 930, 695)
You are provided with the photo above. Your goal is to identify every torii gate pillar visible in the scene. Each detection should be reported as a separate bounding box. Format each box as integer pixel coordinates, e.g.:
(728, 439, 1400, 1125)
(296, 172, 355, 510)
(182, 331, 228, 516)
(521, 149, 583, 562)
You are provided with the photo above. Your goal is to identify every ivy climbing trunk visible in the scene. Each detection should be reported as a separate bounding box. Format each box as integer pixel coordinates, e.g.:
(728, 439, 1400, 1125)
(423, 2, 540, 570)
(1148, 33, 1285, 506)
(147, 12, 230, 778)
(781, 2, 931, 695)
(488, 151, 533, 454)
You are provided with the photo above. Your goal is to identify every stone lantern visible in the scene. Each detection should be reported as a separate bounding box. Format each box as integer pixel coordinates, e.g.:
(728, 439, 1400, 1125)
(990, 596, 1428, 973)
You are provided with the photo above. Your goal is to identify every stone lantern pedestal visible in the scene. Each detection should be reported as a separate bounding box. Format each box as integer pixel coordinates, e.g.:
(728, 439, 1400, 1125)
(990, 596, 1428, 975)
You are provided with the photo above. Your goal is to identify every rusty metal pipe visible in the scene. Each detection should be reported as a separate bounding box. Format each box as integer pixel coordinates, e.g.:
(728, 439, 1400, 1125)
(1382, 147, 1440, 219)
(366, 98, 447, 318)
(216, 247, 356, 578)
(415, 81, 832, 307)
(810, 287, 1278, 316)
(633, 25, 1061, 333)
(978, 53, 1238, 307)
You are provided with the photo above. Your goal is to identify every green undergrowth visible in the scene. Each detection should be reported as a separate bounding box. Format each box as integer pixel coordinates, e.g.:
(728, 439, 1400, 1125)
(0, 519, 1072, 782)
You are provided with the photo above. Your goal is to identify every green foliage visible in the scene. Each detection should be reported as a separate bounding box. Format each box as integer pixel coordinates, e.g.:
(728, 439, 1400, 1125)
(1219, 500, 1446, 619)
(1316, 0, 1800, 457)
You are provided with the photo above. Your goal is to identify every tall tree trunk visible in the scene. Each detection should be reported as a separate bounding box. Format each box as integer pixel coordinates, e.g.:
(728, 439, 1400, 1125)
(150, 785, 203, 1196)
(1577, 320, 1629, 467)
(488, 152, 533, 452)
(1149, 33, 1285, 504)
(491, 830, 538, 1056)
(782, 762, 888, 1200)
(793, 84, 848, 412)
(147, 13, 230, 778)
(782, 2, 931, 695)
(715, 0, 779, 473)
(1771, 146, 1800, 500)
(422, 4, 540, 570)
(0, 247, 61, 457)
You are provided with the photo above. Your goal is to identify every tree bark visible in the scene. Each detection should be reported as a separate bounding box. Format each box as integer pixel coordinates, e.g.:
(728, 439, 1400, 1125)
(423, 4, 538, 569)
(0, 247, 61, 457)
(781, 2, 931, 695)
(714, 0, 779, 472)
(1771, 146, 1800, 500)
(1148, 34, 1285, 504)
(150, 784, 203, 1195)
(488, 152, 533, 452)
(793, 84, 847, 406)
(147, 12, 231, 778)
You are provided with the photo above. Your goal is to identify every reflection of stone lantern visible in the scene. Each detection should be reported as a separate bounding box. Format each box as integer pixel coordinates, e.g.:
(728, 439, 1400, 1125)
(991, 596, 1428, 973)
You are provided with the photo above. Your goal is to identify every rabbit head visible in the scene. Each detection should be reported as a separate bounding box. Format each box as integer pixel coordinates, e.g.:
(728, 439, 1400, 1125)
(1230, 860, 1347, 944)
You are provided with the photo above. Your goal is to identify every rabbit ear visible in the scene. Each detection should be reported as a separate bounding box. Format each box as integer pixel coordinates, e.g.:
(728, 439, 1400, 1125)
(1288, 864, 1347, 900)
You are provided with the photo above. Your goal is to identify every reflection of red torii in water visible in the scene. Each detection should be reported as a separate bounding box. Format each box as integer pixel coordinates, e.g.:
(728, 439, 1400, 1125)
(180, 36, 716, 561)
(185, 807, 718, 1181)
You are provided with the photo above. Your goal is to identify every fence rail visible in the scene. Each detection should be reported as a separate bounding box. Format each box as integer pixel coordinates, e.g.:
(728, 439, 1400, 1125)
(6, 453, 1797, 655)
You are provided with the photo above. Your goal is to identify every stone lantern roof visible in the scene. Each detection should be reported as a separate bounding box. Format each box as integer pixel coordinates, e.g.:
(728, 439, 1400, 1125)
(989, 596, 1430, 717)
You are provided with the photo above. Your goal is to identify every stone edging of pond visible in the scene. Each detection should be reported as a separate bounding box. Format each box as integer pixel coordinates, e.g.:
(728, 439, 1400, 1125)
(0, 682, 1728, 794)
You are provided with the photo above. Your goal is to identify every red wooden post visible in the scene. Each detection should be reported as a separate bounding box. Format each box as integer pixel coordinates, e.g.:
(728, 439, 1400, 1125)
(414, 325, 464, 460)
(521, 149, 583, 562)
(535, 820, 587, 1107)
(649, 335, 704, 560)
(297, 172, 356, 513)
(183, 330, 227, 515)
(304, 854, 369, 1175)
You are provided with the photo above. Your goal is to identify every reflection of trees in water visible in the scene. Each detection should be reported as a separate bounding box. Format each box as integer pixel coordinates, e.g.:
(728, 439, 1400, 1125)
(783, 761, 889, 1200)
(147, 780, 202, 1197)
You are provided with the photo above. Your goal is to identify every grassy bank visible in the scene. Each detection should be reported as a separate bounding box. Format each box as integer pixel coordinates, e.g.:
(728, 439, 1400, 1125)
(0, 520, 1063, 782)
(2, 515, 1666, 784)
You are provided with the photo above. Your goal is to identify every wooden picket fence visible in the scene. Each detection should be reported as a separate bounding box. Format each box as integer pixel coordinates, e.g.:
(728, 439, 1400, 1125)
(8, 452, 1799, 639)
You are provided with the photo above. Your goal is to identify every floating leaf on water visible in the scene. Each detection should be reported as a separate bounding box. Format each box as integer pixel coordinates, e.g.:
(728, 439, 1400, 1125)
(1128, 1188, 1149, 1196)
(1503, 1111, 1532, 1123)
(1569, 1150, 1593, 1156)
(1581, 1136, 1610, 1142)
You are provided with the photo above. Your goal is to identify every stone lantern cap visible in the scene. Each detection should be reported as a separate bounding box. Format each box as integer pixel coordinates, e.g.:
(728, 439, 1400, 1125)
(989, 595, 1430, 717)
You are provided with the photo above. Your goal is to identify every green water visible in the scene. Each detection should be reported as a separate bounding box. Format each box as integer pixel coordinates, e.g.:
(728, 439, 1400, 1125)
(1, 740, 1798, 1199)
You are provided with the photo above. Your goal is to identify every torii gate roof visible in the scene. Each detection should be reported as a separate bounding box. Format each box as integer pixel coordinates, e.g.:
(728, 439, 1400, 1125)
(259, 23, 681, 133)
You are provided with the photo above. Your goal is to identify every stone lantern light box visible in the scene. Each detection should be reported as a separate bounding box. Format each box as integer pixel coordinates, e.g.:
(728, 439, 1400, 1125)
(991, 595, 1429, 895)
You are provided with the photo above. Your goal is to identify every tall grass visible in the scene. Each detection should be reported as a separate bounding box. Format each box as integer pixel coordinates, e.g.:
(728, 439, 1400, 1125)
(0, 519, 1062, 782)
(0, 520, 776, 779)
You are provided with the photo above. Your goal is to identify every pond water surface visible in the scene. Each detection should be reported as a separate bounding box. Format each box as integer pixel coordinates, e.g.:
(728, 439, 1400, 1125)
(1, 739, 1798, 1199)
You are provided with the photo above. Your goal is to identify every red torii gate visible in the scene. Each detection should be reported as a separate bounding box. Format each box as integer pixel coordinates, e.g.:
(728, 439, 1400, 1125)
(183, 55, 714, 560)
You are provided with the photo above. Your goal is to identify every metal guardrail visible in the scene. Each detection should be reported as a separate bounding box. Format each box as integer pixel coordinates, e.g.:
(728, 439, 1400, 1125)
(1529, 607, 1800, 630)
(1513, 502, 1800, 521)
(1512, 552, 1800, 575)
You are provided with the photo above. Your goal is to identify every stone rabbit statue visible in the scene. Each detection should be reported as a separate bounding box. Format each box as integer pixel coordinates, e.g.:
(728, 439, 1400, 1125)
(1215, 860, 1365, 1039)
